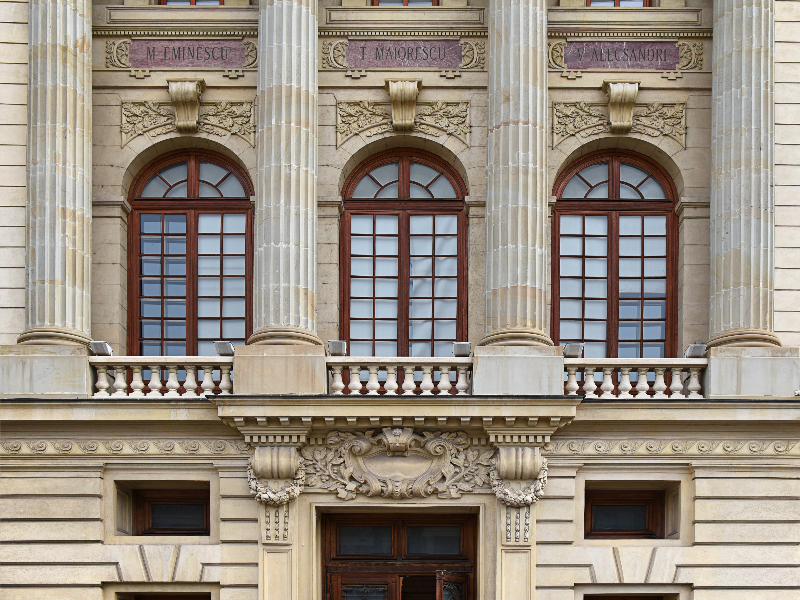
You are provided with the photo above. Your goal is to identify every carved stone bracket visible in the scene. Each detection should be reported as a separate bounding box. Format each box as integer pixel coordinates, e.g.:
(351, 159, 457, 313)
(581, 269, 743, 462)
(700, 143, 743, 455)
(121, 98, 255, 146)
(167, 79, 205, 133)
(336, 99, 470, 147)
(553, 100, 686, 148)
(248, 446, 306, 506)
(604, 80, 640, 133)
(385, 79, 421, 131)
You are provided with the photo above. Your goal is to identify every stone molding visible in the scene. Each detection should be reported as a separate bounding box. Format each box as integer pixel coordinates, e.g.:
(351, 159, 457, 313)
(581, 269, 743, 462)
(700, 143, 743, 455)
(552, 101, 686, 148)
(544, 439, 800, 457)
(0, 439, 252, 455)
(336, 99, 470, 146)
(121, 99, 255, 146)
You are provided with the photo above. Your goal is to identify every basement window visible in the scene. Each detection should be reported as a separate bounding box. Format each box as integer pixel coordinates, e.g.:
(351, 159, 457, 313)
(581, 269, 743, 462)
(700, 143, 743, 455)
(585, 489, 665, 539)
(116, 481, 210, 536)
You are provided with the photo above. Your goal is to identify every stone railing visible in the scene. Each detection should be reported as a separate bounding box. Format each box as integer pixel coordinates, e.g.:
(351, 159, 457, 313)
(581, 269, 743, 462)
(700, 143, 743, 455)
(326, 357, 473, 395)
(89, 357, 233, 398)
(563, 358, 708, 399)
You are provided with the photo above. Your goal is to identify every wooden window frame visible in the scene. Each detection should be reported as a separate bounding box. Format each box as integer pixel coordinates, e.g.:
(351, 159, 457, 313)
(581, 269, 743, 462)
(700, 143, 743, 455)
(551, 149, 678, 358)
(586, 0, 652, 6)
(341, 149, 468, 359)
(322, 514, 476, 600)
(132, 489, 210, 536)
(128, 149, 254, 357)
(585, 490, 665, 539)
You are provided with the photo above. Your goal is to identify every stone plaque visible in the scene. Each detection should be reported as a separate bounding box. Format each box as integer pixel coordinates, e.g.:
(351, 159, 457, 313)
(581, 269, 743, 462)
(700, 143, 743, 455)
(345, 40, 462, 70)
(129, 40, 247, 69)
(563, 41, 680, 71)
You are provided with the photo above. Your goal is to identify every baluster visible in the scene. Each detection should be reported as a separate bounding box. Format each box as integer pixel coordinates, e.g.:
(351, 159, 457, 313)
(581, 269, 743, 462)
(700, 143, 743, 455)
(183, 366, 199, 398)
(438, 367, 452, 395)
(652, 367, 667, 398)
(687, 367, 703, 399)
(348, 366, 363, 395)
(146, 365, 163, 398)
(130, 366, 145, 397)
(366, 365, 380, 395)
(600, 367, 615, 398)
(635, 367, 650, 398)
(111, 367, 128, 397)
(618, 368, 633, 399)
(219, 365, 233, 395)
(331, 365, 345, 395)
(456, 366, 469, 395)
(669, 367, 686, 399)
(565, 366, 579, 396)
(402, 366, 416, 395)
(200, 365, 215, 396)
(384, 366, 398, 395)
(94, 365, 110, 397)
(164, 365, 181, 397)
(420, 366, 435, 395)
(582, 368, 597, 398)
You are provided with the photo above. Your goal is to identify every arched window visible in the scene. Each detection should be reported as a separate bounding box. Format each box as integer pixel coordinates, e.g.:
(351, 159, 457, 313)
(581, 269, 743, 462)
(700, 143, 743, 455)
(552, 150, 677, 358)
(342, 149, 467, 357)
(129, 150, 254, 357)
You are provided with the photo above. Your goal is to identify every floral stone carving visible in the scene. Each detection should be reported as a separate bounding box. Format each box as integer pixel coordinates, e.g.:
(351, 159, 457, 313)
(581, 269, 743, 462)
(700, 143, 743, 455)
(106, 39, 131, 69)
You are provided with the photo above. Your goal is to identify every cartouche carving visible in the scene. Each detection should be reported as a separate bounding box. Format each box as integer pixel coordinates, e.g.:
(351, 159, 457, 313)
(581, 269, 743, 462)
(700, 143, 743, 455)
(548, 40, 567, 70)
(243, 39, 258, 68)
(322, 40, 349, 69)
(105, 39, 131, 69)
(458, 40, 486, 70)
(677, 41, 703, 70)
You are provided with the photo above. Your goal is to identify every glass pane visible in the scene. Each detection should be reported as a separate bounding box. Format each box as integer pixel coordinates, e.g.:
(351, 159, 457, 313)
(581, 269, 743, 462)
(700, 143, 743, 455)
(376, 183, 399, 198)
(140, 236, 161, 255)
(428, 175, 457, 198)
(198, 214, 222, 234)
(562, 177, 589, 199)
(410, 257, 433, 277)
(141, 299, 161, 317)
(585, 237, 607, 256)
(198, 341, 216, 356)
(223, 236, 246, 255)
(140, 214, 162, 234)
(620, 279, 641, 297)
(585, 279, 607, 298)
(436, 215, 458, 235)
(223, 256, 246, 275)
(434, 278, 457, 297)
(198, 320, 220, 339)
(165, 214, 186, 234)
(410, 162, 439, 186)
(222, 298, 245, 318)
(375, 320, 397, 338)
(164, 258, 185, 277)
(224, 214, 247, 234)
(376, 237, 398, 256)
(619, 238, 641, 256)
(217, 174, 246, 198)
(196, 258, 218, 277)
(338, 526, 392, 555)
(435, 237, 458, 255)
(620, 0, 645, 5)
(350, 320, 373, 338)
(164, 236, 186, 255)
(560, 236, 582, 255)
(164, 320, 186, 339)
(351, 257, 373, 276)
(198, 298, 220, 318)
(584, 321, 606, 340)
(141, 258, 161, 276)
(352, 177, 380, 198)
(375, 299, 397, 318)
(644, 279, 666, 297)
(165, 182, 188, 198)
(586, 183, 609, 198)
(434, 342, 455, 357)
(198, 182, 220, 198)
(619, 184, 641, 199)
(198, 278, 220, 296)
(643, 321, 666, 340)
(407, 526, 461, 555)
(410, 341, 432, 357)
(350, 341, 373, 356)
(619, 258, 642, 277)
(585, 216, 607, 235)
(223, 278, 245, 296)
(644, 342, 665, 358)
(351, 215, 373, 234)
(643, 300, 666, 319)
(560, 215, 583, 234)
(644, 216, 667, 235)
(619, 322, 641, 340)
(375, 258, 397, 276)
(164, 278, 186, 297)
(435, 257, 458, 277)
(620, 163, 649, 187)
(141, 177, 168, 198)
(560, 320, 582, 339)
(198, 236, 221, 254)
(409, 216, 433, 236)
(375, 215, 398, 234)
(644, 237, 667, 256)
(165, 300, 185, 318)
(199, 161, 228, 185)
(222, 320, 245, 339)
(410, 182, 432, 198)
(164, 342, 186, 356)
(585, 258, 607, 277)
(375, 278, 397, 296)
(375, 341, 397, 356)
(644, 258, 667, 277)
(159, 162, 187, 185)
(351, 299, 373, 319)
(151, 503, 205, 530)
(443, 582, 463, 600)
(410, 299, 433, 318)
(560, 278, 582, 296)
(593, 504, 647, 531)
(410, 320, 433, 339)
(578, 162, 608, 186)
(141, 342, 161, 356)
(619, 216, 642, 235)
(351, 278, 372, 297)
(583, 342, 607, 358)
(619, 343, 640, 359)
(434, 320, 457, 339)
(560, 257, 582, 277)
(369, 162, 399, 185)
(434, 299, 458, 318)
(585, 300, 607, 319)
(619, 300, 641, 319)
(140, 320, 160, 338)
(560, 299, 582, 319)
(639, 177, 666, 199)
(342, 587, 386, 600)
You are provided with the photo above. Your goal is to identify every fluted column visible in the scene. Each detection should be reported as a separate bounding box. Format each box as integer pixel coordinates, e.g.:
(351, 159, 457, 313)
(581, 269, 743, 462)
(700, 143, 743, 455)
(708, 0, 780, 348)
(480, 0, 552, 346)
(18, 0, 92, 346)
(249, 0, 321, 345)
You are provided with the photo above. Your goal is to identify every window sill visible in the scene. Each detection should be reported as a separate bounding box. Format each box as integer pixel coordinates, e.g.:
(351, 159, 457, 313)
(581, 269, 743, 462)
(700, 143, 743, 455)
(108, 534, 216, 545)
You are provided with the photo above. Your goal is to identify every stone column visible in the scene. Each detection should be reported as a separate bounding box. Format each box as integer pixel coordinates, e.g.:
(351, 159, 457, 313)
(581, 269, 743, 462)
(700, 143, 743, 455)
(708, 0, 780, 348)
(249, 0, 321, 345)
(18, 0, 92, 346)
(480, 0, 552, 346)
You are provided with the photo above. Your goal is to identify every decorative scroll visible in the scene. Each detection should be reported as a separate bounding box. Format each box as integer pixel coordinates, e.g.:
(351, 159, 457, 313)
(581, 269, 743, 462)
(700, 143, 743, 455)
(121, 100, 255, 147)
(337, 100, 470, 146)
(243, 39, 258, 68)
(544, 439, 799, 456)
(0, 439, 251, 455)
(547, 40, 566, 70)
(552, 101, 686, 148)
(677, 41, 703, 70)
(322, 40, 349, 69)
(458, 40, 486, 70)
(106, 39, 131, 69)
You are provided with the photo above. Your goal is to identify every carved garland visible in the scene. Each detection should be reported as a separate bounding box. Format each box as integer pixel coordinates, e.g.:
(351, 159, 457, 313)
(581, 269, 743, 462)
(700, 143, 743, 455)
(336, 100, 470, 146)
(248, 462, 306, 506)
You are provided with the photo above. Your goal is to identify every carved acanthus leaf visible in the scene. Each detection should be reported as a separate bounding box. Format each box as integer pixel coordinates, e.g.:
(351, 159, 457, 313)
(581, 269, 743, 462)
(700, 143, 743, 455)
(121, 101, 176, 145)
(322, 40, 349, 70)
(198, 101, 255, 138)
(106, 39, 132, 69)
(548, 41, 567, 70)
(677, 41, 703, 70)
(336, 101, 392, 144)
(552, 101, 609, 146)
(631, 102, 686, 147)
(415, 101, 470, 141)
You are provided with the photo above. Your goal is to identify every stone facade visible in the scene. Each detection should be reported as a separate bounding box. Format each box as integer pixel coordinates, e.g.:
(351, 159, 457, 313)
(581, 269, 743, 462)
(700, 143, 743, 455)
(1, 0, 800, 599)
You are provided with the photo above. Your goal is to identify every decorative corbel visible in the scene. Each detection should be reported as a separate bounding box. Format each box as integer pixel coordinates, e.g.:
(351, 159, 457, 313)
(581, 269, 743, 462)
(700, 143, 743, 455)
(489, 442, 548, 507)
(385, 78, 422, 131)
(604, 80, 640, 133)
(248, 445, 305, 506)
(167, 78, 206, 133)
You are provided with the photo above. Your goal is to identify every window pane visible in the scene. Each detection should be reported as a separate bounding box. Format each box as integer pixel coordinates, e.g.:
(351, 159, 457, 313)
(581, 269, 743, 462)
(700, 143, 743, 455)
(376, 183, 399, 198)
(585, 279, 607, 298)
(410, 341, 432, 356)
(198, 214, 222, 233)
(435, 257, 458, 277)
(410, 299, 432, 318)
(593, 505, 647, 531)
(436, 236, 458, 256)
(585, 237, 607, 256)
(560, 215, 583, 234)
(584, 300, 607, 319)
(407, 526, 461, 555)
(620, 279, 641, 297)
(151, 503, 205, 530)
(165, 300, 185, 318)
(560, 320, 582, 339)
(410, 182, 432, 198)
(350, 320, 373, 338)
(165, 182, 188, 198)
(351, 215, 373, 234)
(375, 341, 397, 356)
(375, 258, 398, 276)
(141, 177, 168, 198)
(584, 342, 607, 358)
(375, 215, 398, 234)
(351, 278, 372, 297)
(338, 526, 392, 555)
(222, 298, 245, 318)
(164, 236, 186, 255)
(434, 299, 458, 318)
(619, 184, 641, 199)
(351, 299, 373, 318)
(198, 320, 220, 338)
(619, 343, 640, 358)
(198, 278, 220, 296)
(164, 278, 186, 297)
(584, 321, 606, 340)
(217, 174, 246, 198)
(164, 214, 186, 234)
(375, 320, 397, 338)
(141, 258, 161, 275)
(643, 300, 666, 319)
(159, 162, 187, 185)
(620, 163, 649, 187)
(560, 278, 582, 296)
(410, 236, 433, 255)
(351, 257, 373, 276)
(644, 258, 667, 277)
(198, 298, 220, 318)
(619, 322, 641, 340)
(376, 299, 397, 318)
(560, 236, 582, 255)
(198, 236, 221, 254)
(223, 235, 246, 254)
(164, 320, 186, 339)
(164, 342, 186, 356)
(350, 341, 373, 356)
(586, 183, 609, 198)
(369, 162, 399, 185)
(223, 256, 245, 275)
(620, 215, 642, 235)
(585, 258, 607, 277)
(141, 299, 161, 317)
(644, 279, 666, 297)
(410, 279, 433, 297)
(644, 216, 667, 235)
(410, 320, 433, 339)
(352, 177, 380, 198)
(619, 300, 641, 319)
(639, 177, 666, 199)
(376, 237, 398, 256)
(560, 257, 582, 277)
(140, 236, 161, 254)
(585, 216, 607, 235)
(343, 588, 386, 600)
(199, 161, 228, 185)
(643, 321, 666, 340)
(578, 162, 608, 186)
(222, 320, 245, 339)
(140, 320, 160, 338)
(199, 182, 220, 198)
(560, 299, 582, 319)
(619, 258, 642, 277)
(428, 175, 457, 198)
(223, 278, 245, 296)
(436, 215, 458, 234)
(410, 162, 439, 186)
(375, 278, 397, 296)
(434, 320, 457, 339)
(644, 342, 665, 358)
(434, 278, 457, 297)
(224, 214, 247, 233)
(619, 238, 641, 256)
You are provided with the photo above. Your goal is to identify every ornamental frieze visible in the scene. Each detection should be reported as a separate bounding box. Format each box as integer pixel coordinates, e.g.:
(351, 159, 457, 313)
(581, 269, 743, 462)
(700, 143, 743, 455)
(544, 439, 799, 456)
(548, 40, 703, 78)
(0, 439, 251, 455)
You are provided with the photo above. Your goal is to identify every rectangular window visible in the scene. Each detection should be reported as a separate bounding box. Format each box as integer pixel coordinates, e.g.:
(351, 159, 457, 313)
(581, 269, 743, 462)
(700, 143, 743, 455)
(585, 490, 665, 539)
(129, 488, 210, 536)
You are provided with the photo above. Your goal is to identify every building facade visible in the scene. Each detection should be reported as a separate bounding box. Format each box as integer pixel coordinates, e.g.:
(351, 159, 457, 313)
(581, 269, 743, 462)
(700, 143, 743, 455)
(1, 0, 799, 598)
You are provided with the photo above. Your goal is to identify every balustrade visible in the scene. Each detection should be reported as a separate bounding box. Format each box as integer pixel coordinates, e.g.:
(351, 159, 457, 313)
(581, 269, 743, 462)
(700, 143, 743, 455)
(563, 359, 707, 399)
(326, 357, 473, 395)
(90, 357, 233, 398)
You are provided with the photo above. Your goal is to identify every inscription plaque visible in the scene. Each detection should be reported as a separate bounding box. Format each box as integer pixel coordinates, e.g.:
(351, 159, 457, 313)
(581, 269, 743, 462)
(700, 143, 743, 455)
(346, 40, 462, 70)
(563, 41, 680, 71)
(130, 39, 247, 69)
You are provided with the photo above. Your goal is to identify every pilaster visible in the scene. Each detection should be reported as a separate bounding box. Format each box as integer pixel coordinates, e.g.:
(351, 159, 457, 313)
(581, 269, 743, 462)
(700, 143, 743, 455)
(249, 0, 322, 346)
(481, 0, 552, 346)
(18, 0, 93, 346)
